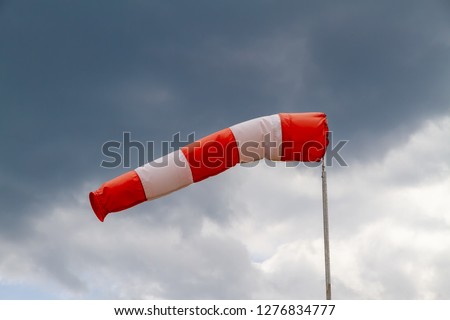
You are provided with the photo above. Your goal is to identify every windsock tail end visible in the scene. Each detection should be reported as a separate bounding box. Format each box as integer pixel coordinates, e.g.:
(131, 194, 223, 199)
(88, 170, 147, 222)
(89, 191, 108, 222)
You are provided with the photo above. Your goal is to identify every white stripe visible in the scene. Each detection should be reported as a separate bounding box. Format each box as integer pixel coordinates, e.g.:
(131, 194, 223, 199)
(135, 150, 193, 200)
(229, 114, 283, 163)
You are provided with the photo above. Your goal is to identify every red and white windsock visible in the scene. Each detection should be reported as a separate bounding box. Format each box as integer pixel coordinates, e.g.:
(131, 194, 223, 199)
(89, 112, 329, 222)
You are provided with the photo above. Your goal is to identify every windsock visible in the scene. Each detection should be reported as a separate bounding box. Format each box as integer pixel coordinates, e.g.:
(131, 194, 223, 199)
(89, 112, 329, 222)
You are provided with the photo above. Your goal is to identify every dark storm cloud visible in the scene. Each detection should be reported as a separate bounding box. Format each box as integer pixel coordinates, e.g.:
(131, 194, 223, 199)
(302, 1, 450, 156)
(1, 0, 449, 255)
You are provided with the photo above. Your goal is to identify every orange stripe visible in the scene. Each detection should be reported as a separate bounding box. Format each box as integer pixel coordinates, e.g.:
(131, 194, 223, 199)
(181, 127, 240, 183)
(89, 170, 146, 222)
(279, 113, 329, 162)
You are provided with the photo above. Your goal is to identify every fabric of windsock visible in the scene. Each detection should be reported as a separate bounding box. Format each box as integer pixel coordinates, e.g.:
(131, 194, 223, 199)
(89, 112, 329, 222)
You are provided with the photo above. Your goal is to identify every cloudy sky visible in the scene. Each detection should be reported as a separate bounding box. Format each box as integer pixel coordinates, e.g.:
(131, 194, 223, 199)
(1, 0, 450, 299)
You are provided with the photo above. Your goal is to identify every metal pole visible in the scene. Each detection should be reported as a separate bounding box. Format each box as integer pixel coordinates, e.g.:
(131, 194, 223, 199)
(322, 160, 332, 300)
